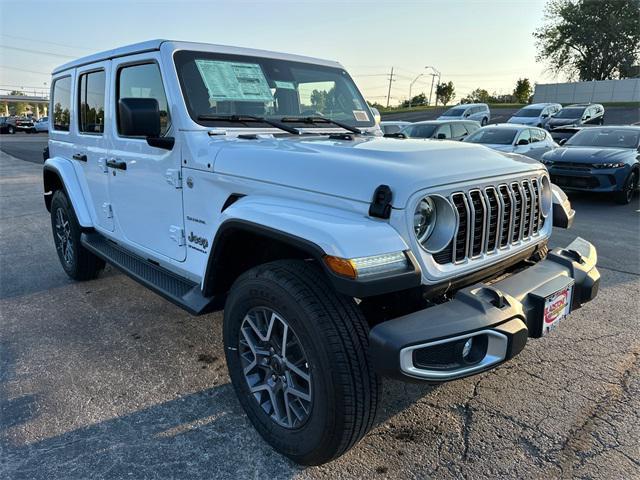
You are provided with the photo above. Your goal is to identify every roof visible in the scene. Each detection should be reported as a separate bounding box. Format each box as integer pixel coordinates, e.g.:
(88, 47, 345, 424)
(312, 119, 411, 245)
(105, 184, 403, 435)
(479, 123, 533, 130)
(520, 102, 560, 108)
(411, 119, 477, 125)
(52, 39, 342, 75)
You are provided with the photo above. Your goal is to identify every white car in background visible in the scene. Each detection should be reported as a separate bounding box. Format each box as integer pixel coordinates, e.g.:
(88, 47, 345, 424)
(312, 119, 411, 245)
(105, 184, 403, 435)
(34, 116, 49, 133)
(438, 103, 491, 125)
(380, 120, 411, 135)
(464, 123, 558, 160)
(507, 103, 562, 128)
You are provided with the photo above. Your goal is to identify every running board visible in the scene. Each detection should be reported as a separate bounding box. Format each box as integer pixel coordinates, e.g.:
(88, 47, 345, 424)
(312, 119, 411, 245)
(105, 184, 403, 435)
(81, 232, 222, 315)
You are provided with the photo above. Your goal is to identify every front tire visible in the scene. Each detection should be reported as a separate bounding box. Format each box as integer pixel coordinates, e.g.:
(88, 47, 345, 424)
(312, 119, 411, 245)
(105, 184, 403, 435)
(614, 170, 638, 205)
(8, 125, 15, 134)
(50, 190, 105, 280)
(223, 260, 380, 465)
(481, 117, 488, 126)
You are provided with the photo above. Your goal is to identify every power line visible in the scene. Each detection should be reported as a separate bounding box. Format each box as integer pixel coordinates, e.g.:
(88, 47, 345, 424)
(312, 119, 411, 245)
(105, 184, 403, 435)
(0, 34, 93, 53)
(0, 45, 76, 59)
(0, 65, 51, 75)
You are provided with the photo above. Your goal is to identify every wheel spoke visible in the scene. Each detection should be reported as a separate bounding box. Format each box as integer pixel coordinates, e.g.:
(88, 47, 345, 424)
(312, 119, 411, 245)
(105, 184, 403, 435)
(285, 384, 311, 402)
(285, 360, 310, 384)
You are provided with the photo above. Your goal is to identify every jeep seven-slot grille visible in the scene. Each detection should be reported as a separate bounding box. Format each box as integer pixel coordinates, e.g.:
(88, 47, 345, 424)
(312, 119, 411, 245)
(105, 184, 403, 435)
(434, 178, 545, 265)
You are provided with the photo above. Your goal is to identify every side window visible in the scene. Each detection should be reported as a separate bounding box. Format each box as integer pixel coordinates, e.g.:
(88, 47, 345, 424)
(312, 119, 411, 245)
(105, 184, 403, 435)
(117, 63, 170, 136)
(51, 76, 72, 132)
(451, 123, 467, 138)
(465, 122, 479, 135)
(435, 124, 452, 139)
(78, 70, 106, 134)
(516, 129, 531, 144)
(530, 129, 541, 143)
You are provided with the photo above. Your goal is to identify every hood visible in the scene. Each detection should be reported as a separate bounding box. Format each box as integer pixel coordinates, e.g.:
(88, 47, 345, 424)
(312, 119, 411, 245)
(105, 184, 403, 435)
(543, 146, 634, 164)
(547, 117, 579, 128)
(213, 136, 543, 208)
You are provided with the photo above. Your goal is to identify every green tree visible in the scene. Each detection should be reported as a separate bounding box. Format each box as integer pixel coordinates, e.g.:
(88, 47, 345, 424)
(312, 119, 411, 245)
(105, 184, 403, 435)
(9, 90, 29, 116)
(534, 0, 640, 80)
(435, 81, 456, 106)
(462, 88, 491, 104)
(400, 93, 428, 108)
(513, 78, 532, 103)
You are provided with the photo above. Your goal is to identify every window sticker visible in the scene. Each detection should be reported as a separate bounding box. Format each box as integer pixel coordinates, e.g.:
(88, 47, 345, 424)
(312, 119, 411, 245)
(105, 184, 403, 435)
(195, 59, 274, 102)
(353, 110, 369, 122)
(274, 80, 295, 90)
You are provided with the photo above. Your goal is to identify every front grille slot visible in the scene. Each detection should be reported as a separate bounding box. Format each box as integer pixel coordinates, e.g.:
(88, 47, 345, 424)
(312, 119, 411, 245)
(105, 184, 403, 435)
(434, 176, 546, 265)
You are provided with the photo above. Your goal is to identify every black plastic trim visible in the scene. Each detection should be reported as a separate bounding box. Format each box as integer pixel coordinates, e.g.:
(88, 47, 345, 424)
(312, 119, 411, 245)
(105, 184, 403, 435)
(202, 219, 421, 298)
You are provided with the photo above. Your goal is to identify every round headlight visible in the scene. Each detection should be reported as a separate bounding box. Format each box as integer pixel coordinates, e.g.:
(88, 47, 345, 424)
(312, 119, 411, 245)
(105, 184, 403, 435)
(414, 196, 437, 244)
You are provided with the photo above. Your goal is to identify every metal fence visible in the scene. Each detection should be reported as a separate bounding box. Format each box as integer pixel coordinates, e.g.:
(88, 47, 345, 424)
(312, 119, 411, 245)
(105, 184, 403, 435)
(532, 79, 640, 103)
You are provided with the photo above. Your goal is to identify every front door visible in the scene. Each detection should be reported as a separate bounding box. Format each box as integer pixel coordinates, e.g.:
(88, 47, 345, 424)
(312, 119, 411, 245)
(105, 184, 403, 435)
(108, 54, 186, 261)
(72, 62, 113, 231)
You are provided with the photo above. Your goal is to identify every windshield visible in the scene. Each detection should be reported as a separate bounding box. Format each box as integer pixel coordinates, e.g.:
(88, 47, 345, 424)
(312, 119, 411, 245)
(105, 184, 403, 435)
(555, 107, 584, 119)
(174, 50, 373, 128)
(401, 124, 437, 138)
(514, 108, 542, 118)
(566, 128, 639, 149)
(442, 107, 465, 117)
(466, 128, 517, 145)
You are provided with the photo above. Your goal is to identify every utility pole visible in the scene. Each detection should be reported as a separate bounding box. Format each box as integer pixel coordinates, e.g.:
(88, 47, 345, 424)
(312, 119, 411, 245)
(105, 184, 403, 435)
(386, 67, 394, 108)
(428, 73, 437, 107)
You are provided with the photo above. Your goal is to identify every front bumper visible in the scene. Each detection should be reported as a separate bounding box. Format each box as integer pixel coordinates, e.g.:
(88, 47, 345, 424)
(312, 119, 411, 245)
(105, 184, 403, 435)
(549, 165, 629, 193)
(369, 237, 599, 382)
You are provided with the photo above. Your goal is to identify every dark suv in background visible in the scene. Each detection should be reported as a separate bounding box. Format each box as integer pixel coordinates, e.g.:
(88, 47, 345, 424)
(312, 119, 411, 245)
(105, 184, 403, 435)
(0, 116, 17, 134)
(545, 103, 605, 131)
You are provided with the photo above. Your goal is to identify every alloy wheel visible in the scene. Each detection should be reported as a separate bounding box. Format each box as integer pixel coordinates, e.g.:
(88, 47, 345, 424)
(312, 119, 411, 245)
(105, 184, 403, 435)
(55, 207, 74, 266)
(239, 307, 312, 429)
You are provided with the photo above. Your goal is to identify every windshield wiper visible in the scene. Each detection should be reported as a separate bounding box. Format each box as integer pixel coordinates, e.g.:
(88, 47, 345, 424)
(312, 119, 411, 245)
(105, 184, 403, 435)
(197, 114, 300, 135)
(279, 116, 362, 135)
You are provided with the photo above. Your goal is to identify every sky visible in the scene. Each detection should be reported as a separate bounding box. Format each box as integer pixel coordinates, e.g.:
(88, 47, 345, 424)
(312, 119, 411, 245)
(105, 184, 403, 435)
(0, 0, 564, 105)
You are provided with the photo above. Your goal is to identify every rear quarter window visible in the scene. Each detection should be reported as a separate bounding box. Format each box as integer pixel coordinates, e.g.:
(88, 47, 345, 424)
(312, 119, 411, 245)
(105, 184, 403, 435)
(51, 76, 72, 132)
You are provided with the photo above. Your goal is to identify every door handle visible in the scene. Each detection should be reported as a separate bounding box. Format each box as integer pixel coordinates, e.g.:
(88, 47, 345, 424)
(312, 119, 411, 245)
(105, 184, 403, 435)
(106, 159, 127, 170)
(72, 153, 87, 162)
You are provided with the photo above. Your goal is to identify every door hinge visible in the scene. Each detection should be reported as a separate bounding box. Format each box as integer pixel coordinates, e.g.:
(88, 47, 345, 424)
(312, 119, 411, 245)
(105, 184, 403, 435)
(165, 169, 182, 189)
(102, 203, 113, 219)
(169, 225, 185, 246)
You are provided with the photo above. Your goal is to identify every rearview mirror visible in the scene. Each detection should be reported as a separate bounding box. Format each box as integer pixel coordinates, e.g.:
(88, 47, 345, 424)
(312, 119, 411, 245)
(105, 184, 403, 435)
(118, 98, 174, 150)
(517, 139, 529, 146)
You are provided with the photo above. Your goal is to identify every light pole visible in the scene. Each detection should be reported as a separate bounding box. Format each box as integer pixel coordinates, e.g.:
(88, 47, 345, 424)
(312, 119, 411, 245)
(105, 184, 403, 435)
(408, 73, 426, 108)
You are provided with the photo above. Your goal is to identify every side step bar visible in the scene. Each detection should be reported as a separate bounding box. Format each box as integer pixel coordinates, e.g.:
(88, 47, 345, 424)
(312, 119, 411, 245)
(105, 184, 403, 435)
(81, 232, 222, 315)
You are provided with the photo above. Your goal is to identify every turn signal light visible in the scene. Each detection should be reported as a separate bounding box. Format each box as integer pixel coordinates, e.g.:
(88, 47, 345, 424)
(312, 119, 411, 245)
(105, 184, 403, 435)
(324, 256, 357, 279)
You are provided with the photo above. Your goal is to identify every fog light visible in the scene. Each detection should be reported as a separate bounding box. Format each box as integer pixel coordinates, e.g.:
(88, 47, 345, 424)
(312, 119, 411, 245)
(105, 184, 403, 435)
(462, 338, 473, 359)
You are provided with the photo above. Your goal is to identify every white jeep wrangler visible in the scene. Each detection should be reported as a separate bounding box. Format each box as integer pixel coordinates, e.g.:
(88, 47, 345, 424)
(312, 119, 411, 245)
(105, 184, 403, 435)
(44, 40, 599, 465)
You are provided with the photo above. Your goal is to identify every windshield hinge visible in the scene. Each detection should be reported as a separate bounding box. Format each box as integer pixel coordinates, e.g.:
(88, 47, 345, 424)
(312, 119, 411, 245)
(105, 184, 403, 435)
(165, 169, 182, 189)
(369, 185, 393, 219)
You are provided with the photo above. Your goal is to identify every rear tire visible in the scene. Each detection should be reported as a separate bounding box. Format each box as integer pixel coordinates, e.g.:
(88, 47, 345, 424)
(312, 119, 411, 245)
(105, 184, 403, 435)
(50, 190, 105, 280)
(8, 125, 15, 134)
(223, 260, 380, 465)
(614, 170, 638, 205)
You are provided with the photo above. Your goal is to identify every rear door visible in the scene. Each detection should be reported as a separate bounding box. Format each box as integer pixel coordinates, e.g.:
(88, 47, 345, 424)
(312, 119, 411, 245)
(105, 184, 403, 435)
(72, 62, 113, 231)
(108, 55, 186, 261)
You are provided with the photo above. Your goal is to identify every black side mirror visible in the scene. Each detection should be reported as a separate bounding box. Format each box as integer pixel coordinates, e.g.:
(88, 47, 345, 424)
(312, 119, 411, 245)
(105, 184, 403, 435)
(584, 115, 590, 120)
(118, 98, 174, 150)
(541, 114, 548, 118)
(517, 139, 530, 146)
(436, 133, 447, 139)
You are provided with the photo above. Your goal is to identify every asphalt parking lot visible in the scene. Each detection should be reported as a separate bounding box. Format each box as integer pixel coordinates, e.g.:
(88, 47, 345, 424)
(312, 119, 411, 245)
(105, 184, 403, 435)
(1, 134, 639, 479)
